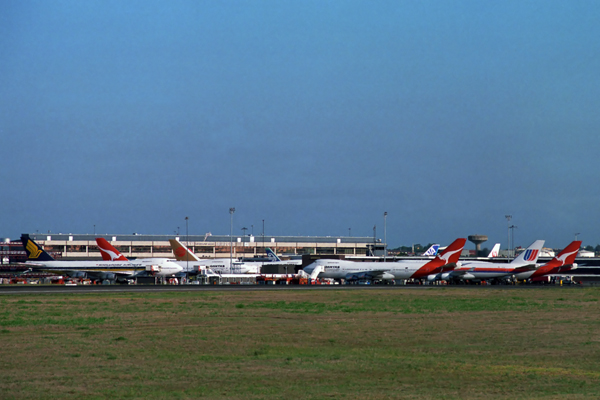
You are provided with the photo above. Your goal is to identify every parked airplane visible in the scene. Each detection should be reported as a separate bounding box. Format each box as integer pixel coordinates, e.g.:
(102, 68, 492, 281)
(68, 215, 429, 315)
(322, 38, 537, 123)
(95, 238, 184, 277)
(20, 235, 182, 283)
(513, 241, 581, 281)
(168, 238, 260, 274)
(436, 240, 545, 282)
(303, 238, 466, 282)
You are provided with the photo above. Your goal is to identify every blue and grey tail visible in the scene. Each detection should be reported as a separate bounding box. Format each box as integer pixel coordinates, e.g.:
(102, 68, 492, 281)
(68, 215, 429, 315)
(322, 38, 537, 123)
(20, 234, 55, 261)
(422, 244, 440, 256)
(265, 248, 281, 262)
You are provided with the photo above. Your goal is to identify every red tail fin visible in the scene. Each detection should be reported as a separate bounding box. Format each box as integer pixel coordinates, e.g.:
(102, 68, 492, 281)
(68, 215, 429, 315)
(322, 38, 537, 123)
(544, 240, 581, 268)
(412, 238, 466, 278)
(95, 238, 129, 261)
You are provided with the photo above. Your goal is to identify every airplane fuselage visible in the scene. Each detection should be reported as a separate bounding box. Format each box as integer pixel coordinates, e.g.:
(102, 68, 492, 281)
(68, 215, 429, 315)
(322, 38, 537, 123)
(26, 258, 183, 277)
(304, 259, 438, 280)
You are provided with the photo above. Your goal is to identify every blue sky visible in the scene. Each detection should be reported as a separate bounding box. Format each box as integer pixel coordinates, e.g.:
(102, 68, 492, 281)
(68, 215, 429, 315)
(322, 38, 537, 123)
(1, 0, 599, 250)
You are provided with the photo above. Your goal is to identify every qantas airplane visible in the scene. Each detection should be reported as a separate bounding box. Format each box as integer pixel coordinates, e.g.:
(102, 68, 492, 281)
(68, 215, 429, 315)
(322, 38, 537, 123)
(303, 238, 466, 282)
(513, 241, 581, 281)
(21, 235, 182, 283)
(168, 238, 260, 274)
(437, 240, 545, 282)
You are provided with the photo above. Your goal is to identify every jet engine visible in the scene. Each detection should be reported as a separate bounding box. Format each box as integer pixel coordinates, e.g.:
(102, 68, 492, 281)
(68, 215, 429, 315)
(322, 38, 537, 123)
(98, 272, 116, 281)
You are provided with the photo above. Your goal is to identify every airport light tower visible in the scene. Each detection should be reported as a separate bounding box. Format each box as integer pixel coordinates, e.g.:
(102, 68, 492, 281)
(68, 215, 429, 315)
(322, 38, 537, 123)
(384, 212, 388, 261)
(505, 215, 512, 259)
(185, 216, 189, 283)
(229, 208, 235, 268)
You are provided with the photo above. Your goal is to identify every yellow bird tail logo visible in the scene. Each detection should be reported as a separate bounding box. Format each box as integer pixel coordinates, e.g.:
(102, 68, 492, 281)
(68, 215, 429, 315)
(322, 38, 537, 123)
(26, 240, 43, 259)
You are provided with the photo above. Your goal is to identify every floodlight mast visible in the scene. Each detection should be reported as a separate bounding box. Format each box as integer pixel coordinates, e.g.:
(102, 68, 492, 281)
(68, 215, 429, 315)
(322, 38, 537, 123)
(384, 212, 388, 262)
(505, 215, 512, 259)
(185, 216, 189, 283)
(229, 208, 235, 269)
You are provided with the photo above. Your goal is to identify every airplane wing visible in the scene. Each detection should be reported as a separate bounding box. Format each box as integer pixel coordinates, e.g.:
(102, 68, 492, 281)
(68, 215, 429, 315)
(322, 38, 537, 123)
(510, 264, 538, 274)
(15, 262, 45, 267)
(444, 269, 471, 278)
(344, 269, 394, 281)
(437, 263, 459, 273)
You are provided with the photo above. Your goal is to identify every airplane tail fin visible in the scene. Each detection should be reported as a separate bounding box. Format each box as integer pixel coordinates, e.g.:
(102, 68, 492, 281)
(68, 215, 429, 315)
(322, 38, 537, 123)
(169, 239, 200, 262)
(510, 240, 545, 266)
(487, 243, 501, 258)
(435, 238, 467, 265)
(544, 240, 582, 268)
(412, 238, 466, 278)
(20, 234, 55, 261)
(266, 248, 281, 262)
(422, 244, 440, 256)
(95, 238, 129, 261)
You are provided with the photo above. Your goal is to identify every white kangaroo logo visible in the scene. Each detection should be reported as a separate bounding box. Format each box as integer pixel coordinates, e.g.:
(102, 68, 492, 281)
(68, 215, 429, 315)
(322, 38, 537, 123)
(555, 249, 578, 266)
(437, 248, 462, 264)
(99, 247, 123, 261)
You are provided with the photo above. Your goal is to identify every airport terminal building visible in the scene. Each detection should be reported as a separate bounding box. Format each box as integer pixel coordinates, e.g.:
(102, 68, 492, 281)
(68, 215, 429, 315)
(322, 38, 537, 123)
(3, 233, 387, 262)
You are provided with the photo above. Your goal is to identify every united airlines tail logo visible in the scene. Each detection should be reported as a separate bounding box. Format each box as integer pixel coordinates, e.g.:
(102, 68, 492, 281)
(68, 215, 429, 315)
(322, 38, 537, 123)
(523, 249, 539, 261)
(26, 240, 42, 259)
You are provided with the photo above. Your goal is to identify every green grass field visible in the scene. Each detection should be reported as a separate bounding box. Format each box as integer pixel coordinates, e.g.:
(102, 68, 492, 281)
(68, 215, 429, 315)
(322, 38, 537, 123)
(1, 287, 599, 399)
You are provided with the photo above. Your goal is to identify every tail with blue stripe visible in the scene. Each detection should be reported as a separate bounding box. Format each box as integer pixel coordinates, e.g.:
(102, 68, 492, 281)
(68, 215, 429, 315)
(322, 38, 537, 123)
(510, 240, 545, 266)
(265, 248, 281, 262)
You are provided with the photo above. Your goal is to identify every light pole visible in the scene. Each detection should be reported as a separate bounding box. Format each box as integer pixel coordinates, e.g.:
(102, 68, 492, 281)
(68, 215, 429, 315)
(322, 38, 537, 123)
(348, 227, 351, 237)
(384, 212, 388, 262)
(230, 208, 235, 268)
(505, 215, 512, 259)
(262, 219, 265, 256)
(242, 227, 248, 236)
(251, 225, 253, 236)
(93, 225, 95, 235)
(185, 217, 189, 284)
(575, 232, 580, 241)
(509, 225, 517, 257)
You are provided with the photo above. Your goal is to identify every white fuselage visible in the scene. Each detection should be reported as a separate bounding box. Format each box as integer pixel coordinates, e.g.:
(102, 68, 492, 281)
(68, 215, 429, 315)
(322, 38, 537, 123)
(176, 259, 260, 274)
(303, 259, 434, 280)
(448, 261, 524, 280)
(27, 258, 183, 277)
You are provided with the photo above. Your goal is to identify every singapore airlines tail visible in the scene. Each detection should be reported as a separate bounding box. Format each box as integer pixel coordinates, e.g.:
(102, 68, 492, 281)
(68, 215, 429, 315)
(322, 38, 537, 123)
(20, 234, 55, 261)
(169, 239, 200, 262)
(95, 238, 129, 261)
